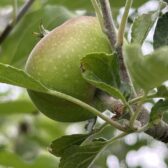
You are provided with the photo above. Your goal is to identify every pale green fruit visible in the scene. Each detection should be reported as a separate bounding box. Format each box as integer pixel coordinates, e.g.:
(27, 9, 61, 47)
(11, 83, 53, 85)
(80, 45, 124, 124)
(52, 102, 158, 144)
(25, 16, 111, 122)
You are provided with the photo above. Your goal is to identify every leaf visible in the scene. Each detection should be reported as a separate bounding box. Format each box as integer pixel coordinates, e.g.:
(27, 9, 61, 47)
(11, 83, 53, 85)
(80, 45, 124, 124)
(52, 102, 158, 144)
(0, 98, 35, 115)
(59, 141, 106, 168)
(81, 53, 126, 103)
(156, 85, 168, 98)
(131, 11, 159, 45)
(0, 0, 24, 6)
(150, 99, 168, 124)
(50, 134, 90, 157)
(154, 12, 168, 49)
(124, 44, 168, 91)
(0, 63, 102, 121)
(46, 0, 148, 10)
(0, 63, 47, 92)
(0, 150, 58, 168)
(0, 5, 75, 68)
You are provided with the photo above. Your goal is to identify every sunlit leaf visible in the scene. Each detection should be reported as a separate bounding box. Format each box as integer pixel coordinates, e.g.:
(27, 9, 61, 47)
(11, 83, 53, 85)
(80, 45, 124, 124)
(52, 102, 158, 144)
(81, 53, 126, 103)
(124, 44, 168, 91)
(131, 11, 159, 45)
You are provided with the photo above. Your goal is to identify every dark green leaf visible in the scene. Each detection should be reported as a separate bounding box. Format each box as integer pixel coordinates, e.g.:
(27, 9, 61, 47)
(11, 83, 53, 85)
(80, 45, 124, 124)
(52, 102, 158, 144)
(154, 12, 168, 49)
(50, 134, 90, 157)
(0, 6, 75, 68)
(156, 85, 168, 98)
(59, 141, 106, 168)
(131, 11, 159, 45)
(150, 99, 168, 124)
(81, 53, 126, 103)
(124, 44, 168, 91)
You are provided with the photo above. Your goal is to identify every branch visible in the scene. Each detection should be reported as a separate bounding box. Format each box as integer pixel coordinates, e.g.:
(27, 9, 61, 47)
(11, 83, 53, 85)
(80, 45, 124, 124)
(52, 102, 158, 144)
(0, 0, 35, 44)
(139, 107, 168, 143)
(98, 0, 130, 82)
(99, 0, 117, 48)
(96, 0, 168, 143)
(100, 94, 168, 143)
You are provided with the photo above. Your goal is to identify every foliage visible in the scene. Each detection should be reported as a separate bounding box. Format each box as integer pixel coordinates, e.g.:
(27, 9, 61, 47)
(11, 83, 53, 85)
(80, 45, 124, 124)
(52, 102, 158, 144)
(1, 0, 168, 168)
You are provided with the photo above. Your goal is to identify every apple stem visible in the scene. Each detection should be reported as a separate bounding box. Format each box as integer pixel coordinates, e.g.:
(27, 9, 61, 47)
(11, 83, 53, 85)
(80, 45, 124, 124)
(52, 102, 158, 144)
(116, 0, 133, 47)
(47, 89, 127, 132)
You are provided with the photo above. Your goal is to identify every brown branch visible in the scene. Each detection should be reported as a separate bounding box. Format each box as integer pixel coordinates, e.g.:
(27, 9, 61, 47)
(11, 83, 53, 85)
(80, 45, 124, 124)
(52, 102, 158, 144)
(139, 107, 168, 143)
(100, 93, 168, 143)
(99, 0, 117, 47)
(0, 0, 35, 44)
(99, 0, 130, 82)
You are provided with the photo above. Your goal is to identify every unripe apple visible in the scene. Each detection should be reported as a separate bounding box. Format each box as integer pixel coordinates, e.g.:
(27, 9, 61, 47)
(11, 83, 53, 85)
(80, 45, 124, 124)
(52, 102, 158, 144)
(25, 16, 111, 122)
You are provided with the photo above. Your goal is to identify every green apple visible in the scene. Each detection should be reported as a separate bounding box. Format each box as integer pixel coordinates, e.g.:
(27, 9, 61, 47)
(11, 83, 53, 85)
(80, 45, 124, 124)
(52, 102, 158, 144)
(25, 16, 111, 122)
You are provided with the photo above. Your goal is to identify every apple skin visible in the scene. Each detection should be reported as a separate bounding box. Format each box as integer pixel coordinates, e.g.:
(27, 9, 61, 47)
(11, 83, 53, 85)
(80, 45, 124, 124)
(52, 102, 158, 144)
(25, 16, 111, 122)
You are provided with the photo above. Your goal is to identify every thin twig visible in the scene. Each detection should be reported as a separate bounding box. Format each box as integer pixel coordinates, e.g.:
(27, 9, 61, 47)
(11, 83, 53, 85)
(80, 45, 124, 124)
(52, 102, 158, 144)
(0, 0, 35, 44)
(99, 0, 117, 48)
(98, 0, 130, 82)
(91, 0, 104, 30)
(117, 0, 133, 47)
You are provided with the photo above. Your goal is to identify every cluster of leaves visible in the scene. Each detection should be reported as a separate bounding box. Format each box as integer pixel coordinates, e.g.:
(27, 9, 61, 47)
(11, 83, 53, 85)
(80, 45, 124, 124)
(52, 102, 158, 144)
(1, 0, 168, 167)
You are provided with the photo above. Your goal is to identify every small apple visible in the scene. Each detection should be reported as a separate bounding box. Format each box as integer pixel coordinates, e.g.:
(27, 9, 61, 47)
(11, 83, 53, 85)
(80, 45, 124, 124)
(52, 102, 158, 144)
(25, 16, 111, 122)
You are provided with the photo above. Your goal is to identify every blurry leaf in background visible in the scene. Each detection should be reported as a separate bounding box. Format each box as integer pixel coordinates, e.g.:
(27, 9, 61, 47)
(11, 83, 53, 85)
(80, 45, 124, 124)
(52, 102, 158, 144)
(124, 44, 168, 91)
(0, 150, 59, 168)
(0, 97, 35, 115)
(0, 0, 24, 6)
(154, 12, 168, 49)
(131, 11, 159, 45)
(0, 5, 75, 68)
(45, 0, 148, 10)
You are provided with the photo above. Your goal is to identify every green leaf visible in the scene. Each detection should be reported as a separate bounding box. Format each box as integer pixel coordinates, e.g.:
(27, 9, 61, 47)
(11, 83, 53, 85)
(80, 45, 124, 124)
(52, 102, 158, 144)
(156, 85, 168, 98)
(59, 141, 106, 168)
(0, 150, 58, 168)
(0, 98, 35, 115)
(124, 44, 168, 91)
(81, 53, 126, 103)
(154, 12, 168, 49)
(0, 0, 24, 6)
(0, 63, 102, 121)
(0, 5, 75, 68)
(131, 11, 159, 45)
(50, 134, 90, 157)
(150, 99, 168, 124)
(46, 0, 148, 10)
(0, 63, 47, 92)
